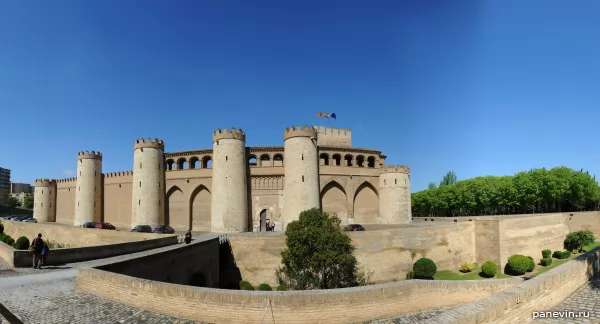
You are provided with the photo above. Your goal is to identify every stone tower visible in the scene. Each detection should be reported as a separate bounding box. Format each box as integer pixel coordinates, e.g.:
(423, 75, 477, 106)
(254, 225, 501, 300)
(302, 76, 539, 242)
(282, 125, 320, 230)
(131, 138, 166, 229)
(211, 128, 248, 232)
(74, 151, 102, 226)
(379, 165, 412, 224)
(33, 179, 56, 222)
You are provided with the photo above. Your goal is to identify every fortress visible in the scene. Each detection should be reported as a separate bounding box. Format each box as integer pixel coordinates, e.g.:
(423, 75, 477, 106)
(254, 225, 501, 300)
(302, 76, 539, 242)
(33, 126, 412, 232)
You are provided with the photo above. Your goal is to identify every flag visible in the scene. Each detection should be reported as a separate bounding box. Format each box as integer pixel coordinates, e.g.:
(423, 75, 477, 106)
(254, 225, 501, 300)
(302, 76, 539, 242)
(317, 112, 323, 118)
(331, 113, 336, 120)
(324, 113, 330, 118)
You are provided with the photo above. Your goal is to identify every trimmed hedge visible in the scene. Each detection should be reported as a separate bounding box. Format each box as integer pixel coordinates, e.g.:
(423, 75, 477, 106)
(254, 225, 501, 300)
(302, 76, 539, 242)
(542, 249, 551, 258)
(239, 280, 254, 290)
(506, 255, 531, 275)
(413, 258, 437, 279)
(276, 285, 288, 291)
(552, 250, 571, 259)
(540, 258, 553, 266)
(14, 236, 30, 250)
(258, 283, 272, 291)
(480, 261, 497, 278)
(526, 256, 535, 272)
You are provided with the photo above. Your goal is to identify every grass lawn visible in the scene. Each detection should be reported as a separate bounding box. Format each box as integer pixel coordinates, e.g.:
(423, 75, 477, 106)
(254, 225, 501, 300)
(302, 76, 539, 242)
(433, 242, 600, 280)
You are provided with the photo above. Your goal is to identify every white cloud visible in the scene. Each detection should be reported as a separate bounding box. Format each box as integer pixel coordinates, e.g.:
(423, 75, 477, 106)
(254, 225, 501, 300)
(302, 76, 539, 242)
(62, 170, 75, 176)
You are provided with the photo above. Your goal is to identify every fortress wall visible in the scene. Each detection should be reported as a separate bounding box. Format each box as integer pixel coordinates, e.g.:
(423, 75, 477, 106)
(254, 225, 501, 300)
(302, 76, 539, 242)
(1, 220, 167, 247)
(319, 174, 380, 225)
(314, 126, 352, 147)
(103, 172, 133, 229)
(474, 219, 502, 265)
(249, 191, 283, 231)
(164, 177, 213, 232)
(228, 222, 476, 286)
(55, 179, 76, 225)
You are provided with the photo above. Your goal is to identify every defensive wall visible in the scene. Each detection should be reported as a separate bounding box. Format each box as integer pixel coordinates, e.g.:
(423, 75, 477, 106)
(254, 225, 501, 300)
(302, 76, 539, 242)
(228, 211, 600, 286)
(75, 234, 522, 324)
(1, 220, 169, 247)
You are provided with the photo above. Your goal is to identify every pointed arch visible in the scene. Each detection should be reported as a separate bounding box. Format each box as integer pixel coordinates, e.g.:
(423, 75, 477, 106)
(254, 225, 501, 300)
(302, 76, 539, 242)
(166, 186, 186, 229)
(321, 181, 348, 224)
(353, 181, 379, 224)
(190, 184, 211, 231)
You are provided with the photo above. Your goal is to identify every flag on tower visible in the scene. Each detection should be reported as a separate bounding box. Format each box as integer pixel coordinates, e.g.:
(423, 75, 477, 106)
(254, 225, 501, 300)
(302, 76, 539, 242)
(324, 113, 330, 118)
(331, 113, 336, 120)
(317, 112, 323, 118)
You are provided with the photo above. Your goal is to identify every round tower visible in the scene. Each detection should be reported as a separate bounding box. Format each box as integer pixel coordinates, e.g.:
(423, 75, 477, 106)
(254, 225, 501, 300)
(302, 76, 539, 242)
(74, 151, 102, 226)
(211, 128, 248, 232)
(282, 125, 320, 231)
(131, 138, 166, 229)
(379, 165, 411, 224)
(33, 179, 57, 222)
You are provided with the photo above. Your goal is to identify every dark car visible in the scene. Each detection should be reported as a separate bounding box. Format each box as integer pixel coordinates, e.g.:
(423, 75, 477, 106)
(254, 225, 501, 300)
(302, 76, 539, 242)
(344, 224, 365, 232)
(81, 222, 98, 228)
(131, 225, 152, 233)
(152, 225, 175, 234)
(95, 222, 116, 230)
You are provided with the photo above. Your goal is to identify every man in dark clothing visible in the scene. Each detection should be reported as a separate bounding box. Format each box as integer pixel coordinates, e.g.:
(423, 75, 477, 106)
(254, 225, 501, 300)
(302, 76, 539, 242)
(184, 230, 192, 244)
(30, 233, 45, 269)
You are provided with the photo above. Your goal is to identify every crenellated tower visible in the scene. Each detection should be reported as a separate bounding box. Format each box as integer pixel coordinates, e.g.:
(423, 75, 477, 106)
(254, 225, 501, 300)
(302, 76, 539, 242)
(211, 128, 248, 232)
(379, 165, 411, 224)
(282, 125, 320, 230)
(33, 179, 57, 222)
(74, 151, 103, 226)
(131, 138, 165, 228)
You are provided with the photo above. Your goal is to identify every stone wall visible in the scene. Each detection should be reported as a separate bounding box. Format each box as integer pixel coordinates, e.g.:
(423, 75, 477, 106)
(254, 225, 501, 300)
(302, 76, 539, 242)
(228, 222, 477, 286)
(0, 241, 14, 266)
(1, 221, 169, 247)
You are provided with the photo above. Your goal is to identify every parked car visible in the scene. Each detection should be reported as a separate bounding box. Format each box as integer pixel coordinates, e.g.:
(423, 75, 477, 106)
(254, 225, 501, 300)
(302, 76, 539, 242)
(1, 215, 16, 220)
(152, 225, 175, 234)
(11, 216, 30, 221)
(22, 218, 37, 223)
(94, 222, 116, 230)
(130, 225, 152, 233)
(81, 222, 98, 228)
(344, 224, 365, 231)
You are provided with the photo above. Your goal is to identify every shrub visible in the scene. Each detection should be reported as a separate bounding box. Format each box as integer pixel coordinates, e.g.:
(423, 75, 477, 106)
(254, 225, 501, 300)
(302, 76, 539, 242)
(459, 262, 477, 273)
(239, 280, 254, 290)
(506, 255, 531, 275)
(552, 250, 571, 259)
(0, 233, 5, 242)
(564, 230, 596, 252)
(540, 258, 553, 266)
(0, 234, 13, 245)
(480, 261, 497, 278)
(4, 237, 14, 247)
(276, 285, 288, 291)
(542, 249, 551, 258)
(258, 283, 272, 291)
(13, 236, 30, 250)
(413, 258, 437, 279)
(526, 256, 535, 272)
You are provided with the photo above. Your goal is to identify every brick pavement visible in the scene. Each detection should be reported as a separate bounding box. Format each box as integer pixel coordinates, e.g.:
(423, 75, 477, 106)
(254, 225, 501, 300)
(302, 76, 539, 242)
(530, 276, 600, 324)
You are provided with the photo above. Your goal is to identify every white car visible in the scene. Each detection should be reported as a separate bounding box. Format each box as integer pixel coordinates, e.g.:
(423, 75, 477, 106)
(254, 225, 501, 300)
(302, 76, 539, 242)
(22, 218, 37, 223)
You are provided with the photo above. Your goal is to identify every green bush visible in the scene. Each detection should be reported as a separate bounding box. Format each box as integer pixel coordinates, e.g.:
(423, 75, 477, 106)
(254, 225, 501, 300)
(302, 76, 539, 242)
(257, 283, 272, 291)
(0, 233, 13, 245)
(506, 255, 531, 275)
(413, 258, 437, 279)
(542, 249, 551, 258)
(0, 233, 5, 242)
(480, 261, 497, 278)
(276, 285, 288, 291)
(564, 230, 596, 252)
(13, 236, 30, 250)
(552, 250, 571, 259)
(540, 258, 553, 266)
(526, 256, 535, 272)
(459, 262, 477, 273)
(239, 280, 254, 290)
(4, 237, 14, 247)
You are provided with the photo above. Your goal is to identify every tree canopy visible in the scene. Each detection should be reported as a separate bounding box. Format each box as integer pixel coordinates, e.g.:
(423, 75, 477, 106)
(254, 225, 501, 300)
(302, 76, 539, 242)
(275, 208, 359, 290)
(412, 167, 600, 217)
(23, 196, 34, 209)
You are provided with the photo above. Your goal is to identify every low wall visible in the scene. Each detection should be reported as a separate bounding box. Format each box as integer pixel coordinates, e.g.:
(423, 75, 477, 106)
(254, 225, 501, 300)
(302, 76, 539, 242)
(11, 235, 178, 267)
(0, 241, 14, 266)
(77, 263, 521, 324)
(436, 247, 600, 324)
(93, 237, 220, 287)
(1, 220, 169, 247)
(229, 222, 477, 286)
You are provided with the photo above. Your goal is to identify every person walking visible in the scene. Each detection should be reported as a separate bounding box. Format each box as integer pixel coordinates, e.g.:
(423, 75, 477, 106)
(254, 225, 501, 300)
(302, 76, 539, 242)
(29, 233, 45, 269)
(41, 241, 49, 266)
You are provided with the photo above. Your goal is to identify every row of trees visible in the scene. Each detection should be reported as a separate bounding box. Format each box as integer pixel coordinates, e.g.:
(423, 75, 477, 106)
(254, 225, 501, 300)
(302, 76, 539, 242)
(412, 167, 600, 217)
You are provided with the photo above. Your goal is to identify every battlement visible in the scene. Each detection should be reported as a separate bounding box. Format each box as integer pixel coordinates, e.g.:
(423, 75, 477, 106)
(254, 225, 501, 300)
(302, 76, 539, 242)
(78, 151, 103, 160)
(382, 165, 410, 174)
(134, 138, 165, 150)
(314, 126, 352, 148)
(35, 179, 56, 187)
(104, 171, 134, 177)
(56, 177, 77, 183)
(213, 128, 245, 142)
(284, 125, 317, 141)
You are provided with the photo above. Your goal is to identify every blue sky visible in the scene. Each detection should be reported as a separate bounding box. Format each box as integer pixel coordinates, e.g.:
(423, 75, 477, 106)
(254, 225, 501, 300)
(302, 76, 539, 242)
(1, 0, 600, 192)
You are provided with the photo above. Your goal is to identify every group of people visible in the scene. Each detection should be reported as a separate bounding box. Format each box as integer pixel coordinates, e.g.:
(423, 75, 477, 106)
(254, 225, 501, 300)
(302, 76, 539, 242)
(29, 233, 49, 269)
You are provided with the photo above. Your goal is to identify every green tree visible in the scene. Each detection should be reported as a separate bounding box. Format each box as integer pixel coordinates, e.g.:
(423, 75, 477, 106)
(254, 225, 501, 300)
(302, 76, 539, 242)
(23, 196, 34, 209)
(439, 171, 457, 187)
(275, 208, 358, 290)
(427, 182, 437, 190)
(7, 196, 21, 208)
